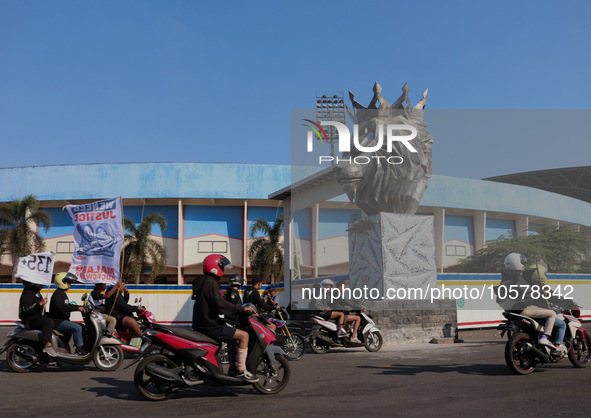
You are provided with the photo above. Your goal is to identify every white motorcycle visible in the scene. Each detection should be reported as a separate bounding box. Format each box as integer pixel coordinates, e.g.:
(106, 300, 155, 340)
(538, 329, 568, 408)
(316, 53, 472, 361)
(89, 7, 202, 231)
(308, 308, 383, 354)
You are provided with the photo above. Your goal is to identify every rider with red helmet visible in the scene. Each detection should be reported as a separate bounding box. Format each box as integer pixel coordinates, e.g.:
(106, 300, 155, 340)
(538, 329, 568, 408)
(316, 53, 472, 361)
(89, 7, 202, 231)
(191, 254, 257, 383)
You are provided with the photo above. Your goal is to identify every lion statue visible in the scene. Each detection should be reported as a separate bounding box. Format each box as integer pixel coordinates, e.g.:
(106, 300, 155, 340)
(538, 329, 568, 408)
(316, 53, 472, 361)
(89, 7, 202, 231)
(334, 82, 433, 215)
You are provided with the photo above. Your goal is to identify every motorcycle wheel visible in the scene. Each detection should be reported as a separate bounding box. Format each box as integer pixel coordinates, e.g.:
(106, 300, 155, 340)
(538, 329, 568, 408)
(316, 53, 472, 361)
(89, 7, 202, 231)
(568, 334, 591, 368)
(309, 335, 330, 354)
(364, 331, 383, 352)
(6, 343, 36, 373)
(252, 354, 290, 395)
(93, 344, 124, 372)
(280, 333, 306, 361)
(134, 354, 180, 401)
(505, 332, 536, 375)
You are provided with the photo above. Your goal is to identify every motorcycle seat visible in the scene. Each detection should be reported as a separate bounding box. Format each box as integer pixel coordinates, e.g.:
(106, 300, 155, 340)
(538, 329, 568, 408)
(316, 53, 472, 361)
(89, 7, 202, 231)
(158, 325, 220, 345)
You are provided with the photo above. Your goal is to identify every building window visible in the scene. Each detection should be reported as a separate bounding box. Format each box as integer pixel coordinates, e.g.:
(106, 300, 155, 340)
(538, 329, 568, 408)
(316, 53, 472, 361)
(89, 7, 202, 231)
(56, 241, 75, 254)
(445, 245, 466, 257)
(198, 241, 228, 253)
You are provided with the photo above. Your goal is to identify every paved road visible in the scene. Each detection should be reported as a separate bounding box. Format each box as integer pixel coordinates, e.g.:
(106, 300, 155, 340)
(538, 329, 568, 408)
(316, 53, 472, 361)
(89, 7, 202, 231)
(1, 326, 591, 417)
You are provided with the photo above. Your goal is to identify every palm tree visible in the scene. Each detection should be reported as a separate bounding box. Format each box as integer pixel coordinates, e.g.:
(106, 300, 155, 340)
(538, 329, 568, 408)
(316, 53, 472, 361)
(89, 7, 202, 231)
(122, 213, 168, 284)
(0, 195, 52, 283)
(248, 214, 284, 283)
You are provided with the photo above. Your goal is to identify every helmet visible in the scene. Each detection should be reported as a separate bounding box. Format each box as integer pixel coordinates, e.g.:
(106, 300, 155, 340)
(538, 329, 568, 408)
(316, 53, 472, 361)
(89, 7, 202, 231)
(54, 272, 78, 290)
(229, 274, 244, 287)
(203, 254, 232, 278)
(321, 278, 336, 288)
(504, 253, 527, 271)
(529, 262, 548, 283)
(23, 280, 44, 292)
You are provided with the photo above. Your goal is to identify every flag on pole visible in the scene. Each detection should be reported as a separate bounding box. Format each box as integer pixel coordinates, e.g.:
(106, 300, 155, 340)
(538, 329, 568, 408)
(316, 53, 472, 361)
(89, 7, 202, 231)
(65, 197, 124, 284)
(15, 251, 56, 286)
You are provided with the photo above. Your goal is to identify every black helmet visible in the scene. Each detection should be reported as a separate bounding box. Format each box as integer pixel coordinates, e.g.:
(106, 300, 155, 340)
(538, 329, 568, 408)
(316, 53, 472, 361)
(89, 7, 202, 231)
(23, 280, 44, 292)
(229, 274, 244, 287)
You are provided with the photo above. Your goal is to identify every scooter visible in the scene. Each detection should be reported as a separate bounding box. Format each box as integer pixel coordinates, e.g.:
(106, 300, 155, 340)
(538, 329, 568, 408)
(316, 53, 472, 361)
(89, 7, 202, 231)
(307, 308, 383, 354)
(130, 313, 290, 401)
(499, 303, 591, 374)
(1, 294, 125, 372)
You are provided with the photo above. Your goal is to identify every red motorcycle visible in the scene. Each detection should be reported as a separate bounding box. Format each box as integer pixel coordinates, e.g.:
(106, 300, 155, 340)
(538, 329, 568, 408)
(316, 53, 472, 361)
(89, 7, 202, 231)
(131, 314, 290, 401)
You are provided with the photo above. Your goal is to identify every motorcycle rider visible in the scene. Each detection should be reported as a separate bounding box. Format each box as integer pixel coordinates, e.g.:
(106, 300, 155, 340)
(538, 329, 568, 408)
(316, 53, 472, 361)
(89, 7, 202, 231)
(191, 254, 258, 383)
(48, 272, 88, 355)
(310, 280, 348, 338)
(264, 288, 279, 309)
(105, 280, 145, 347)
(243, 276, 277, 331)
(320, 278, 362, 342)
(224, 274, 244, 307)
(18, 280, 56, 357)
(89, 282, 118, 331)
(497, 253, 557, 349)
(530, 262, 567, 355)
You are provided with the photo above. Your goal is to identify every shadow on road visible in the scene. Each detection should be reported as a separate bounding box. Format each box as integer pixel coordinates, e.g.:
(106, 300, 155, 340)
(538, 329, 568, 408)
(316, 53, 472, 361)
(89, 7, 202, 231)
(358, 362, 513, 376)
(86, 376, 258, 401)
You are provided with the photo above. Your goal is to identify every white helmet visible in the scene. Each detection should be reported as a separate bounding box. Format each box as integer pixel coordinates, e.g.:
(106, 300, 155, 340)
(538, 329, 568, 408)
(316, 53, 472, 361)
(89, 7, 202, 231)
(504, 253, 527, 271)
(321, 278, 336, 288)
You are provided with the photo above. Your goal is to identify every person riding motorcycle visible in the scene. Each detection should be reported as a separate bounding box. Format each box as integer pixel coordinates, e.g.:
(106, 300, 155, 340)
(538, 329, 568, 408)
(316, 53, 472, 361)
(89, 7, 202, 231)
(320, 278, 361, 342)
(48, 272, 88, 355)
(105, 280, 144, 347)
(309, 279, 348, 338)
(18, 280, 56, 357)
(191, 254, 257, 383)
(243, 276, 277, 332)
(224, 274, 244, 307)
(497, 253, 558, 349)
(529, 261, 567, 354)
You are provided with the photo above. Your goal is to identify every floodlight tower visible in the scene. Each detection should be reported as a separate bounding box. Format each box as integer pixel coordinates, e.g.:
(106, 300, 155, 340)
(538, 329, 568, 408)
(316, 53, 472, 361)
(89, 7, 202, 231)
(316, 93, 346, 160)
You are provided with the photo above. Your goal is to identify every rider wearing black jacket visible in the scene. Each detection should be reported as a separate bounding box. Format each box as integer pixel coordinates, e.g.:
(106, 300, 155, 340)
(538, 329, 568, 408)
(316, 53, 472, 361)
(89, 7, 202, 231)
(243, 277, 275, 313)
(224, 274, 244, 307)
(191, 254, 257, 383)
(19, 280, 56, 355)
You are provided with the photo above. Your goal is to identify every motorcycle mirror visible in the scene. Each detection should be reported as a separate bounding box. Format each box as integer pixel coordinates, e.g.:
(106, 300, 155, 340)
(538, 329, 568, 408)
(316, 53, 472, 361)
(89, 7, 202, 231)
(138, 297, 142, 303)
(134, 298, 138, 303)
(81, 293, 87, 301)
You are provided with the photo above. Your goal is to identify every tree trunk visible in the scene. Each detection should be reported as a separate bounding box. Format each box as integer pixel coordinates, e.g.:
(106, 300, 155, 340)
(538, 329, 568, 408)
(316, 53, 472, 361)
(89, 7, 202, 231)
(11, 254, 18, 284)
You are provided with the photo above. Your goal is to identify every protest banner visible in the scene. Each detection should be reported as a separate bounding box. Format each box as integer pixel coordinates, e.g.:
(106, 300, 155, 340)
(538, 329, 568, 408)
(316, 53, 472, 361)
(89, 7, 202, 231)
(65, 197, 124, 284)
(15, 251, 56, 286)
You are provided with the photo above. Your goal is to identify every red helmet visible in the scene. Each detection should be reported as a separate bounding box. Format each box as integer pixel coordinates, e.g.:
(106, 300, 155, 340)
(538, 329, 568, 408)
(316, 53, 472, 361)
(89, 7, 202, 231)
(203, 254, 232, 278)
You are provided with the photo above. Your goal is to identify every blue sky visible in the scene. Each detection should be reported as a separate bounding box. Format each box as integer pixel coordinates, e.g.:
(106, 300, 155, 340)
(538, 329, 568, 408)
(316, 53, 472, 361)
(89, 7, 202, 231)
(1, 1, 589, 179)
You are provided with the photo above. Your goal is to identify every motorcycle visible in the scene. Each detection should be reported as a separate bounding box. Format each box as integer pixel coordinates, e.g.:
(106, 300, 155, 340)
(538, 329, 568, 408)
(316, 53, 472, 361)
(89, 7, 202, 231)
(265, 307, 307, 361)
(499, 304, 591, 375)
(307, 308, 383, 354)
(0, 294, 125, 372)
(131, 313, 290, 401)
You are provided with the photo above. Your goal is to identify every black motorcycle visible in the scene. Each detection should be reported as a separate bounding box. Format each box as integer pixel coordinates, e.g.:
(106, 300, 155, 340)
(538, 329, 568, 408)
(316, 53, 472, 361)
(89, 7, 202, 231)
(1, 294, 125, 372)
(499, 304, 591, 375)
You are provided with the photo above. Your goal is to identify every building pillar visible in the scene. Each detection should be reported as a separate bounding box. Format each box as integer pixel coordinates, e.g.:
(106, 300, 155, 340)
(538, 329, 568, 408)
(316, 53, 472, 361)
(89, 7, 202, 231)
(243, 200, 248, 280)
(433, 208, 445, 272)
(311, 204, 319, 277)
(474, 211, 486, 252)
(283, 197, 293, 303)
(177, 199, 184, 284)
(515, 215, 529, 237)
